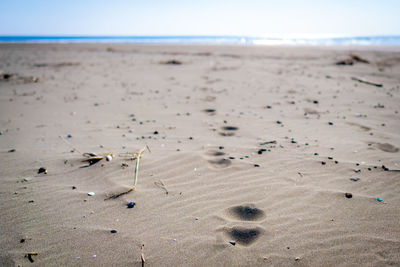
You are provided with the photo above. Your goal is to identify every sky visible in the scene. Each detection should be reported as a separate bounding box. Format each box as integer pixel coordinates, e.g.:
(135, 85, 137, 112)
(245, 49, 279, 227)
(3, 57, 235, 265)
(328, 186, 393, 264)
(0, 0, 399, 37)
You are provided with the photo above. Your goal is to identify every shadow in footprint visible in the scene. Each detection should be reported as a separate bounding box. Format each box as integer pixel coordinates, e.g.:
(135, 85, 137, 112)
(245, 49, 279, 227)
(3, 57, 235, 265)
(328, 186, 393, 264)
(226, 204, 266, 221)
(207, 150, 226, 156)
(208, 158, 231, 168)
(202, 109, 216, 115)
(219, 126, 239, 137)
(224, 226, 263, 246)
(222, 126, 239, 131)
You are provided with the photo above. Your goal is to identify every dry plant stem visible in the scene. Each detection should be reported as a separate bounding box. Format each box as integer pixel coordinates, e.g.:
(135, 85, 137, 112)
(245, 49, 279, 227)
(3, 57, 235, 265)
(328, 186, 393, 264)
(104, 146, 146, 200)
(133, 147, 146, 187)
(141, 244, 146, 267)
(351, 76, 383, 87)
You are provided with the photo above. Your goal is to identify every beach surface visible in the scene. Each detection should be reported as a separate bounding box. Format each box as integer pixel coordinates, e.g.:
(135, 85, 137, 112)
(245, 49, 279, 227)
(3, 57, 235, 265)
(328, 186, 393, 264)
(0, 44, 399, 266)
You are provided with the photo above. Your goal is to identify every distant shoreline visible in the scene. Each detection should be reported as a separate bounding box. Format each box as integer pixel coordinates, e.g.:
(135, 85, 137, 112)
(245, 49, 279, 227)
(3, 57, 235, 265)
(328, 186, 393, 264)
(1, 35, 400, 46)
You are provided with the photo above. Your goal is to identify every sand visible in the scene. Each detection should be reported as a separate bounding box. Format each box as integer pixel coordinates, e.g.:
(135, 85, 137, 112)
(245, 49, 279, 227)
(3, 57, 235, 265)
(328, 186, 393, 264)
(0, 43, 399, 266)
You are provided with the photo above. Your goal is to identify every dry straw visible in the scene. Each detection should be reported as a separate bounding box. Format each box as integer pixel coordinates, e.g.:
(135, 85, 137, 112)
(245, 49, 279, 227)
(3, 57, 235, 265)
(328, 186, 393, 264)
(105, 146, 147, 200)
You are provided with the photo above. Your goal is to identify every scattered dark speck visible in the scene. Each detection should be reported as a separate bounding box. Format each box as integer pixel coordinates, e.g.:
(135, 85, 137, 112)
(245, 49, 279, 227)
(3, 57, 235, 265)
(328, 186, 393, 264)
(20, 238, 25, 243)
(345, 193, 353, 198)
(254, 164, 260, 167)
(127, 202, 136, 208)
(321, 161, 326, 165)
(350, 177, 360, 182)
(313, 100, 319, 104)
(276, 120, 282, 124)
(110, 230, 117, 233)
(153, 131, 158, 135)
(314, 153, 319, 156)
(38, 167, 47, 174)
(8, 149, 16, 153)
(328, 122, 334, 125)
(334, 161, 338, 164)
(72, 186, 76, 190)
(219, 146, 224, 150)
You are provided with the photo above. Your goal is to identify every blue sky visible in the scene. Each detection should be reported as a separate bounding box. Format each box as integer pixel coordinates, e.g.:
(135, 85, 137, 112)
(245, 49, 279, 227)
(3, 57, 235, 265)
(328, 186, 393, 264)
(0, 0, 399, 36)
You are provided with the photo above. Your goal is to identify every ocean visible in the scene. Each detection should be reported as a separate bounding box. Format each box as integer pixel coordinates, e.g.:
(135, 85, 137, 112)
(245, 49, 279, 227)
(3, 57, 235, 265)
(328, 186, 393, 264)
(0, 35, 400, 46)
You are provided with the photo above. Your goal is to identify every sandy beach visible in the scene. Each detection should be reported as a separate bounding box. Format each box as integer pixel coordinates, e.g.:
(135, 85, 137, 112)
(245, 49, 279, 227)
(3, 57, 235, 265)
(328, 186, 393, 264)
(0, 43, 399, 266)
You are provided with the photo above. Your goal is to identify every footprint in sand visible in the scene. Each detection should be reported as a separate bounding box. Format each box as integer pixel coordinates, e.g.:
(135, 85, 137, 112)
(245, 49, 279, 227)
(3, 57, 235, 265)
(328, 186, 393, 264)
(206, 150, 226, 157)
(220, 204, 266, 246)
(226, 204, 266, 221)
(208, 158, 231, 168)
(202, 108, 216, 115)
(223, 226, 264, 246)
(219, 126, 239, 137)
(377, 143, 399, 153)
(205, 149, 231, 169)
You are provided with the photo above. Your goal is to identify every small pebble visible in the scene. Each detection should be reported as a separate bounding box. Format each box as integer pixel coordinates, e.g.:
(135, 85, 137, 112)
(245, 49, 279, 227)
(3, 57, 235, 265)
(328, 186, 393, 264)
(67, 134, 72, 138)
(38, 167, 47, 174)
(350, 177, 360, 182)
(229, 241, 236, 246)
(345, 193, 353, 198)
(321, 161, 326, 165)
(110, 230, 117, 234)
(295, 257, 301, 261)
(105, 155, 113, 162)
(88, 192, 95, 196)
(354, 169, 361, 173)
(20, 238, 25, 243)
(127, 202, 136, 208)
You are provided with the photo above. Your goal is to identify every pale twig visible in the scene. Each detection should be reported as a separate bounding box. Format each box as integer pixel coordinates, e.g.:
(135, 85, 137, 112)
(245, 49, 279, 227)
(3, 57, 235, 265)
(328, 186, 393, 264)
(105, 146, 147, 200)
(141, 244, 146, 267)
